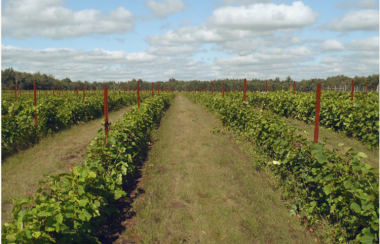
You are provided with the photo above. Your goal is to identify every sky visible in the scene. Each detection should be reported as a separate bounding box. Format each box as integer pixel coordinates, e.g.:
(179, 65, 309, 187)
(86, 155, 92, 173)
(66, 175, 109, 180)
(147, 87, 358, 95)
(1, 0, 379, 82)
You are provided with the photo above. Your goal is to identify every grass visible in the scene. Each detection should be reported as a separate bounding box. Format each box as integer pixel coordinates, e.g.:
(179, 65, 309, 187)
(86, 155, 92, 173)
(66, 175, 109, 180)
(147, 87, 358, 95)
(123, 95, 315, 243)
(1, 105, 133, 224)
(283, 117, 379, 168)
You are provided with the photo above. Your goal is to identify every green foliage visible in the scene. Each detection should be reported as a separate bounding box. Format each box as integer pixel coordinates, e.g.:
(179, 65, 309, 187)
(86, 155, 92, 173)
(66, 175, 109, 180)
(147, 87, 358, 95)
(244, 91, 379, 149)
(1, 92, 151, 158)
(1, 93, 175, 243)
(187, 92, 379, 243)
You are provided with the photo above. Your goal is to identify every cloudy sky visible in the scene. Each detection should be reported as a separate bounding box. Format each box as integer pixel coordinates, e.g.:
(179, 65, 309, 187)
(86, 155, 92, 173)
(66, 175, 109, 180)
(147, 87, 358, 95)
(1, 0, 379, 82)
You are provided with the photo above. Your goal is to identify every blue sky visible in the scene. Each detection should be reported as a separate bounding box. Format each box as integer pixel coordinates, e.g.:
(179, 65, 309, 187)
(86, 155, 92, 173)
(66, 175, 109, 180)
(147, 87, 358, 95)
(1, 0, 379, 82)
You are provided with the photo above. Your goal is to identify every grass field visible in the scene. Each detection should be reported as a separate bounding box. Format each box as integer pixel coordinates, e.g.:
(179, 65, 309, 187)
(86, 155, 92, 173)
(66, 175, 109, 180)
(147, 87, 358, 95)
(115, 95, 315, 243)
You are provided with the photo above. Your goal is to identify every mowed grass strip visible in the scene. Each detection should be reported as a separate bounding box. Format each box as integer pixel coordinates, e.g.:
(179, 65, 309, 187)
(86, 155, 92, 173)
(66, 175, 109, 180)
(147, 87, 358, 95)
(1, 105, 133, 224)
(124, 95, 314, 243)
(282, 117, 379, 168)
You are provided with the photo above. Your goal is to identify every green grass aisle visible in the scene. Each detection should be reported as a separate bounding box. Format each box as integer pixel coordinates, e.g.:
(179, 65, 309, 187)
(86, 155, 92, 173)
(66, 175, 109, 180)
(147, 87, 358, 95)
(2, 105, 133, 224)
(121, 95, 314, 243)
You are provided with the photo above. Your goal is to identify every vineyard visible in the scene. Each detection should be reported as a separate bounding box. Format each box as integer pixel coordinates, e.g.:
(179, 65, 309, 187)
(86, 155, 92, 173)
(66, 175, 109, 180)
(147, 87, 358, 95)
(1, 82, 379, 243)
(244, 91, 379, 149)
(2, 89, 175, 243)
(185, 89, 379, 244)
(1, 90, 151, 158)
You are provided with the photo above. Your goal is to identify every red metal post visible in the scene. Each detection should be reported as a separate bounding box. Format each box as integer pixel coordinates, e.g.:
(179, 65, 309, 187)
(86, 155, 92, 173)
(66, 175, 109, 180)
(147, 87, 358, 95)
(137, 82, 140, 107)
(104, 87, 109, 139)
(351, 80, 354, 101)
(313, 83, 322, 144)
(222, 83, 225, 97)
(293, 81, 296, 94)
(34, 82, 37, 124)
(244, 78, 247, 101)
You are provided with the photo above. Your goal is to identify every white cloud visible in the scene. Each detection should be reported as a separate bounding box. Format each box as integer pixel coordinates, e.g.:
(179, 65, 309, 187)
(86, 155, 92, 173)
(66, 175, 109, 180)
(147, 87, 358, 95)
(215, 0, 272, 6)
(215, 46, 315, 67)
(147, 25, 248, 45)
(319, 9, 379, 31)
(208, 1, 318, 31)
(335, 0, 379, 9)
(2, 44, 378, 82)
(2, 0, 135, 39)
(147, 1, 318, 46)
(160, 22, 172, 29)
(346, 36, 379, 50)
(321, 39, 345, 51)
(146, 45, 204, 57)
(145, 0, 185, 19)
(1, 45, 216, 81)
(216, 36, 323, 55)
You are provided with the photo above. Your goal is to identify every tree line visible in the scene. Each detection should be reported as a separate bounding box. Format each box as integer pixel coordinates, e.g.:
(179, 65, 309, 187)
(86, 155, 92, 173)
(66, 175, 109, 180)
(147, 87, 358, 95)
(2, 67, 379, 92)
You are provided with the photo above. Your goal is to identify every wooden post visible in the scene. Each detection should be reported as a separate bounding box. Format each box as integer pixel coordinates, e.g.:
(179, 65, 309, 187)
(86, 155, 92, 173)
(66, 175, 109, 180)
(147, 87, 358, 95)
(293, 81, 296, 94)
(222, 83, 225, 97)
(331, 85, 332, 91)
(158, 83, 160, 95)
(313, 83, 322, 144)
(53, 86, 55, 96)
(266, 81, 267, 92)
(366, 80, 368, 94)
(206, 85, 207, 93)
(244, 78, 247, 101)
(351, 80, 354, 101)
(212, 83, 214, 94)
(152, 83, 154, 97)
(76, 88, 78, 97)
(288, 83, 290, 91)
(34, 82, 37, 124)
(137, 82, 140, 107)
(15, 84, 17, 101)
(83, 85, 85, 101)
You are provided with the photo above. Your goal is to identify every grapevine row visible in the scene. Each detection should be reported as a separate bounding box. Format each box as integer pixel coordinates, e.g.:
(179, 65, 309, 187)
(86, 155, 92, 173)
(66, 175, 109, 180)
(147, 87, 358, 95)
(186, 92, 379, 243)
(2, 93, 175, 243)
(1, 92, 151, 158)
